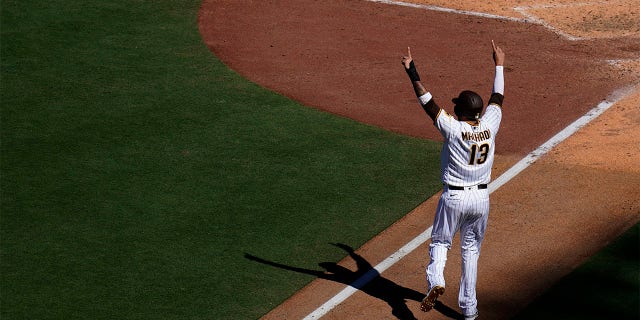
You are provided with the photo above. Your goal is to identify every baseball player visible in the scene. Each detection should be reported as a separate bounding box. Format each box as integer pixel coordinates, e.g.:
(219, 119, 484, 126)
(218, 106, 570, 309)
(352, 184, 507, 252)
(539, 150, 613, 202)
(401, 40, 505, 320)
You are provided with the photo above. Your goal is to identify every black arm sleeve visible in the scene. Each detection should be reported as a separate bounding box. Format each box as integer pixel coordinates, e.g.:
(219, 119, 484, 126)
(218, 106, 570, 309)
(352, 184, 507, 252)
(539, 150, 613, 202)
(421, 99, 440, 122)
(488, 92, 504, 106)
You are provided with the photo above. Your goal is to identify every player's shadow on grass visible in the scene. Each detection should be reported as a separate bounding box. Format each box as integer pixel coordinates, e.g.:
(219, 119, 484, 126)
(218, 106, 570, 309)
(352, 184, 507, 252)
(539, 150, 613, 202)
(245, 243, 462, 320)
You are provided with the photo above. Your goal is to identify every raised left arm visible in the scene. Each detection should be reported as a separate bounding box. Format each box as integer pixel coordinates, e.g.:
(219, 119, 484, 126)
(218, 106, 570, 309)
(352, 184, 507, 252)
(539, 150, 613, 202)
(489, 40, 505, 106)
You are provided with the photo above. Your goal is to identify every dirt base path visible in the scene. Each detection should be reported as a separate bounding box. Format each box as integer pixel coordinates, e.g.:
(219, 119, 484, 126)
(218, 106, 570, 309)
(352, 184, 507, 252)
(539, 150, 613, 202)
(198, 0, 640, 318)
(266, 89, 638, 320)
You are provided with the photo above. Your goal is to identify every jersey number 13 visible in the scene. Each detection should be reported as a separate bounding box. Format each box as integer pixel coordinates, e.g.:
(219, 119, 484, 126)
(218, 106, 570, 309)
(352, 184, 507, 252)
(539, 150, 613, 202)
(468, 143, 490, 165)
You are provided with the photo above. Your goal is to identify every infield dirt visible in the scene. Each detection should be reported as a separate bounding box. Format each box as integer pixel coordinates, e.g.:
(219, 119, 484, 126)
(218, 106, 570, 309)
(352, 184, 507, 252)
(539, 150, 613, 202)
(199, 0, 639, 318)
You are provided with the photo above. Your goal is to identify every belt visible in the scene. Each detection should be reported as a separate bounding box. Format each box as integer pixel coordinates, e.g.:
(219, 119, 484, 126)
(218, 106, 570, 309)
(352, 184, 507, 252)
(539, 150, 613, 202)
(447, 184, 487, 190)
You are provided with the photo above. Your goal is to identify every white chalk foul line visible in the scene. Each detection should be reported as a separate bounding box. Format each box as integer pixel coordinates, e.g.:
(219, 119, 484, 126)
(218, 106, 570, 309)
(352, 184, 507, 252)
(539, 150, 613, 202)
(366, 0, 610, 41)
(490, 85, 636, 192)
(367, 0, 527, 23)
(512, 6, 583, 41)
(303, 226, 433, 320)
(303, 85, 638, 319)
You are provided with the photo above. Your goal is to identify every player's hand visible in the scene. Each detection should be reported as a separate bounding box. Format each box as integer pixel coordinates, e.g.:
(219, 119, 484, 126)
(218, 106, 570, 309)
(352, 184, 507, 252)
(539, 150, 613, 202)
(402, 47, 413, 69)
(492, 40, 505, 66)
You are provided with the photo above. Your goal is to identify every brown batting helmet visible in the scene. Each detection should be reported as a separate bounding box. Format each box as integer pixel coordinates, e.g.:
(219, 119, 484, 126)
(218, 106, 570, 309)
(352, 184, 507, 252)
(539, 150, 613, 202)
(453, 90, 484, 120)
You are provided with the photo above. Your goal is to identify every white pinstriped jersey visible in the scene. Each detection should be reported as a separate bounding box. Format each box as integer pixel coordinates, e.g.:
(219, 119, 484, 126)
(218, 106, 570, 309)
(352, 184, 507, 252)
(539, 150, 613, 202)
(435, 104, 502, 186)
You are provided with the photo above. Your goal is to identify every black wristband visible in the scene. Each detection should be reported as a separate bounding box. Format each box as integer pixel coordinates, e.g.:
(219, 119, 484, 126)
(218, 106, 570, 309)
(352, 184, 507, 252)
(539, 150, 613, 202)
(405, 61, 420, 82)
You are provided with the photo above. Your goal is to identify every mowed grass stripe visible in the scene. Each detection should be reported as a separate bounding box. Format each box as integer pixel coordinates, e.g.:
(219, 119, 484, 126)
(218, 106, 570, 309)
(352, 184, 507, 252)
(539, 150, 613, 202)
(1, 1, 441, 319)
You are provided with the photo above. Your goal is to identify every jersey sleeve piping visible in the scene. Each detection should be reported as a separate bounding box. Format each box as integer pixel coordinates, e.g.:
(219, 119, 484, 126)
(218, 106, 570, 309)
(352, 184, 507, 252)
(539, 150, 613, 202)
(434, 108, 444, 124)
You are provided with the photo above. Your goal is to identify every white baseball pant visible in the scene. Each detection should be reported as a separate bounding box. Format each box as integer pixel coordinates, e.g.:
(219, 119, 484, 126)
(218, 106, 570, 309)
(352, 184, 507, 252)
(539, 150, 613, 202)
(426, 185, 490, 317)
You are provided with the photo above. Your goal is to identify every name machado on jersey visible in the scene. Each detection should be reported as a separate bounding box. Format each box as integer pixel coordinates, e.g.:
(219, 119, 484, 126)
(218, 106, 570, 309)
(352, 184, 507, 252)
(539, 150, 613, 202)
(461, 129, 491, 142)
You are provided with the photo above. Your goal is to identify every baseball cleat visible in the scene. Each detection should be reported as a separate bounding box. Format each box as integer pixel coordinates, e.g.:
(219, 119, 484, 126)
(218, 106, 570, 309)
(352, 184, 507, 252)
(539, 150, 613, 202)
(420, 285, 445, 312)
(464, 312, 479, 320)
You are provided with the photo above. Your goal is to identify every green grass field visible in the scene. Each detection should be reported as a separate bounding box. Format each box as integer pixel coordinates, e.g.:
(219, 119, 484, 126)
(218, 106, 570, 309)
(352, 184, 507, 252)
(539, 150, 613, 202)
(1, 1, 441, 319)
(513, 222, 639, 320)
(1, 1, 637, 319)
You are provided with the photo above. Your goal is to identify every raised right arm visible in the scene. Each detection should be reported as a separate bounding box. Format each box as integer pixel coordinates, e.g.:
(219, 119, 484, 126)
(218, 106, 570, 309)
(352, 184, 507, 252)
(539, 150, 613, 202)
(402, 47, 440, 121)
